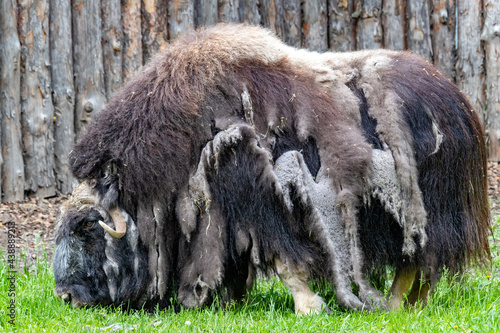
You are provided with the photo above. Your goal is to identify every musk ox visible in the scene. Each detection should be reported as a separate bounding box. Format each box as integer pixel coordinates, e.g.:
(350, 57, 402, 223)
(53, 24, 490, 314)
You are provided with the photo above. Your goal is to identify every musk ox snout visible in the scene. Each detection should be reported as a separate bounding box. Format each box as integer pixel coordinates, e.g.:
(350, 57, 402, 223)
(53, 239, 112, 308)
(54, 289, 83, 308)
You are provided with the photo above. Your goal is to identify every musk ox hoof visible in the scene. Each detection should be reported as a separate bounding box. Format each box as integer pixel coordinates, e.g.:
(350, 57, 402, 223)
(359, 289, 387, 312)
(294, 293, 330, 315)
(336, 289, 369, 311)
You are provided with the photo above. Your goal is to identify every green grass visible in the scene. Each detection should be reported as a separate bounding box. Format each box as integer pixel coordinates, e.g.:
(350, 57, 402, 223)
(1, 219, 499, 333)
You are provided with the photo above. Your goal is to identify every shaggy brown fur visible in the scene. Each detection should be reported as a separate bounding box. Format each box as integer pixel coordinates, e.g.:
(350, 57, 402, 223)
(59, 24, 490, 312)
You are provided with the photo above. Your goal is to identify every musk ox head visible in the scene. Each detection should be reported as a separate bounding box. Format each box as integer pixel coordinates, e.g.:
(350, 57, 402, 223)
(53, 180, 149, 308)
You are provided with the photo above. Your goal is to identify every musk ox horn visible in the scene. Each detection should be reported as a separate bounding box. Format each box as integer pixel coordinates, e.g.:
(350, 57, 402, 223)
(99, 206, 127, 238)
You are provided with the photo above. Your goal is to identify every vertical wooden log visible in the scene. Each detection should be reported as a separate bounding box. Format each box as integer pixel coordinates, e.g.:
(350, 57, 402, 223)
(355, 0, 383, 49)
(302, 0, 328, 52)
(456, 0, 485, 124)
(218, 0, 240, 23)
(18, 0, 56, 198)
(168, 0, 194, 40)
(142, 0, 168, 62)
(382, 0, 406, 50)
(482, 0, 500, 160)
(431, 0, 456, 80)
(260, 0, 283, 38)
(0, 0, 24, 201)
(102, 0, 123, 98)
(50, 0, 75, 194)
(406, 0, 433, 60)
(72, 0, 106, 136)
(283, 0, 301, 48)
(194, 0, 217, 27)
(328, 0, 355, 51)
(239, 0, 261, 25)
(122, 0, 143, 82)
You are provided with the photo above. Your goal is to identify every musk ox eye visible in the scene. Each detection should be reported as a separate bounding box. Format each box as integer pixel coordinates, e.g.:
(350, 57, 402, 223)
(84, 221, 96, 228)
(81, 211, 103, 230)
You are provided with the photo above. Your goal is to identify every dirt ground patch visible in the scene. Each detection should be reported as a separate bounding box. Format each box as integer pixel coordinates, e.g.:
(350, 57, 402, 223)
(2, 162, 500, 264)
(1, 195, 68, 264)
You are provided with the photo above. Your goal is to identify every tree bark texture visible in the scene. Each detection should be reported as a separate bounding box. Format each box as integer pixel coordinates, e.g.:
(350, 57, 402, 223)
(219, 0, 240, 23)
(431, 0, 455, 80)
(482, 0, 500, 161)
(260, 0, 283, 38)
(239, 0, 261, 25)
(456, 0, 485, 125)
(194, 0, 217, 27)
(18, 0, 56, 198)
(0, 0, 24, 201)
(168, 0, 194, 40)
(142, 0, 168, 62)
(282, 0, 301, 47)
(328, 0, 354, 52)
(302, 0, 328, 52)
(382, 0, 405, 50)
(72, 0, 106, 136)
(122, 0, 143, 82)
(355, 0, 383, 50)
(50, 0, 75, 194)
(406, 0, 433, 60)
(102, 0, 123, 98)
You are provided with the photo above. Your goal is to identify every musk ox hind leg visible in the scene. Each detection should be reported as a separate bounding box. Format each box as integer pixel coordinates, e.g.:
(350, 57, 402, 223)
(386, 267, 417, 310)
(352, 51, 490, 311)
(388, 269, 432, 309)
(406, 270, 431, 307)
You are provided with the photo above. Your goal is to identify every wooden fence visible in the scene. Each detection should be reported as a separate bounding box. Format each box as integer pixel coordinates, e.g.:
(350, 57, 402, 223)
(0, 0, 499, 202)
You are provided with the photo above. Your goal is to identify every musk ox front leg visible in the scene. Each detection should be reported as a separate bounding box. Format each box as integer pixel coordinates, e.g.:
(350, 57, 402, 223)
(191, 125, 339, 313)
(175, 153, 229, 309)
(275, 258, 328, 315)
(176, 125, 266, 309)
(176, 194, 228, 309)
